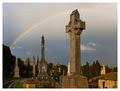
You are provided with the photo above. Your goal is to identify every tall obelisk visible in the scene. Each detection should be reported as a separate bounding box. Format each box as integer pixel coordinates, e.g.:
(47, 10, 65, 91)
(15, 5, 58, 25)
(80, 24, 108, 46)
(62, 9, 88, 88)
(14, 58, 20, 77)
(33, 56, 36, 77)
(41, 36, 45, 61)
(38, 36, 48, 80)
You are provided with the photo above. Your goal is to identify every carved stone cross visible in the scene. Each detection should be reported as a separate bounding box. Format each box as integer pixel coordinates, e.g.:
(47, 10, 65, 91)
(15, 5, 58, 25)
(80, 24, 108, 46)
(66, 9, 85, 75)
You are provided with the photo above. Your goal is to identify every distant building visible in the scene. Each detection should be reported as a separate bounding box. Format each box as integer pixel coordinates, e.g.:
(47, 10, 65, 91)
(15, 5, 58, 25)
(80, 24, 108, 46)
(98, 72, 117, 88)
(89, 72, 117, 88)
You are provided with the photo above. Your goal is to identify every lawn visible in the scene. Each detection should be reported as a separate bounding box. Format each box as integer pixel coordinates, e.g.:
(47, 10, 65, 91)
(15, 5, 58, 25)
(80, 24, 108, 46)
(15, 83, 23, 88)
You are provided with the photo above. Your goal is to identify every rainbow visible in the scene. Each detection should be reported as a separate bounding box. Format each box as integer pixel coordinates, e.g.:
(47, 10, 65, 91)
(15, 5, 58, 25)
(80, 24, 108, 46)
(9, 8, 90, 47)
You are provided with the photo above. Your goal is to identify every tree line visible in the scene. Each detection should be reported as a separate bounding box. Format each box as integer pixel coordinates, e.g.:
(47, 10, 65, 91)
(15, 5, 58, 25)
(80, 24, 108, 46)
(3, 44, 117, 82)
(3, 44, 67, 82)
(82, 60, 117, 80)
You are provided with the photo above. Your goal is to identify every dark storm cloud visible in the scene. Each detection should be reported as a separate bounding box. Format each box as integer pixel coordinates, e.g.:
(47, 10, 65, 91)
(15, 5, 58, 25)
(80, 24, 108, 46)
(3, 3, 117, 66)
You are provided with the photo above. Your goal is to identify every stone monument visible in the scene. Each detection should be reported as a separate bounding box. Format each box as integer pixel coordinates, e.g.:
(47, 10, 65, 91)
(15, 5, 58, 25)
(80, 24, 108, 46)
(14, 58, 20, 77)
(67, 62, 70, 76)
(33, 56, 36, 77)
(101, 64, 106, 75)
(62, 9, 88, 88)
(38, 36, 48, 80)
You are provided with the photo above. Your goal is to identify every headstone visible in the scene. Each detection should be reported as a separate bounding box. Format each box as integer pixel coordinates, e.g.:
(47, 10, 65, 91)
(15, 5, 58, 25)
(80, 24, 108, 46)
(101, 64, 106, 75)
(67, 62, 70, 76)
(14, 58, 20, 77)
(57, 60, 61, 73)
(62, 9, 88, 88)
(33, 56, 36, 77)
(38, 36, 48, 80)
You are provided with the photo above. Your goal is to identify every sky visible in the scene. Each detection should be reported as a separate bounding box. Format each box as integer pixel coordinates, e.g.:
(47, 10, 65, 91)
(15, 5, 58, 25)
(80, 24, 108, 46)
(3, 3, 117, 67)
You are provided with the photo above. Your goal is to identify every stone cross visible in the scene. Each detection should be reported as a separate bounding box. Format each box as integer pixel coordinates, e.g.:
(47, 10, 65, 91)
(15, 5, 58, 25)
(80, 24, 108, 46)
(66, 9, 85, 75)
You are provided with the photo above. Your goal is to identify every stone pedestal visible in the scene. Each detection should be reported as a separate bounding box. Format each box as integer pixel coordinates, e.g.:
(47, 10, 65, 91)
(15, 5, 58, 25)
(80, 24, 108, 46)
(62, 75, 88, 88)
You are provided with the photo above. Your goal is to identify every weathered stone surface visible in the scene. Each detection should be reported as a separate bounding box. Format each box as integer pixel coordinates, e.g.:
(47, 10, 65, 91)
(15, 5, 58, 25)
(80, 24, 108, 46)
(14, 58, 20, 77)
(66, 9, 85, 75)
(62, 9, 88, 88)
(33, 56, 36, 77)
(38, 36, 48, 80)
(67, 62, 70, 76)
(101, 64, 106, 75)
(62, 75, 88, 88)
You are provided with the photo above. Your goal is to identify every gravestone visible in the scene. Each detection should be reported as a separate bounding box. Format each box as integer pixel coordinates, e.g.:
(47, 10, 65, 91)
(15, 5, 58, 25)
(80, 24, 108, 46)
(38, 36, 48, 80)
(62, 9, 88, 88)
(101, 64, 106, 75)
(67, 62, 70, 76)
(33, 56, 36, 77)
(14, 58, 20, 77)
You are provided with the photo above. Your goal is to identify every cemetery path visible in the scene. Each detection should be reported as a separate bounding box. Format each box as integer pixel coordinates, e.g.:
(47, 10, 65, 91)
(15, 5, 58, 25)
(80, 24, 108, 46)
(8, 79, 21, 88)
(3, 80, 15, 88)
(8, 78, 27, 88)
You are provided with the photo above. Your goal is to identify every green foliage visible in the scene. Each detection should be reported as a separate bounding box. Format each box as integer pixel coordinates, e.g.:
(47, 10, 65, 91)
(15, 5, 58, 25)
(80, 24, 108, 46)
(3, 44, 15, 82)
(17, 58, 26, 77)
(3, 44, 33, 81)
(15, 83, 23, 88)
(47, 62, 67, 80)
(82, 59, 117, 80)
(82, 60, 101, 79)
(24, 58, 32, 77)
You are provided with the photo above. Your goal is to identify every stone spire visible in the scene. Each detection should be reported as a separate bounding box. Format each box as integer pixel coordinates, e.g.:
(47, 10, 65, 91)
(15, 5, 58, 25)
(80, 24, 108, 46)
(66, 9, 85, 75)
(33, 56, 36, 77)
(41, 35, 45, 61)
(14, 58, 20, 77)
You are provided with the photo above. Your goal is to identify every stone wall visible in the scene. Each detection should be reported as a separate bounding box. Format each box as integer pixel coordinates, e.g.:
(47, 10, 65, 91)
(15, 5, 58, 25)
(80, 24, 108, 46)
(98, 79, 117, 88)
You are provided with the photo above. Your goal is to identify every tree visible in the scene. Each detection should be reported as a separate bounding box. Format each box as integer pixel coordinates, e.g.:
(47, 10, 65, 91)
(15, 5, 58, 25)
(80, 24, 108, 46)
(17, 58, 25, 77)
(47, 63, 54, 76)
(24, 58, 32, 77)
(95, 60, 101, 75)
(92, 61, 96, 76)
(106, 65, 110, 73)
(3, 44, 15, 82)
(82, 62, 89, 75)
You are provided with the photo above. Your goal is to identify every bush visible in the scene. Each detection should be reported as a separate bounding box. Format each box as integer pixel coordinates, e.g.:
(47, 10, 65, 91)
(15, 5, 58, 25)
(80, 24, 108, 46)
(25, 79, 36, 84)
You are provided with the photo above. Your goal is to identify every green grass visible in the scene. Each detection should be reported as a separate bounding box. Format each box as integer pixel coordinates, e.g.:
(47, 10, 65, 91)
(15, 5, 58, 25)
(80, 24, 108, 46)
(15, 83, 23, 88)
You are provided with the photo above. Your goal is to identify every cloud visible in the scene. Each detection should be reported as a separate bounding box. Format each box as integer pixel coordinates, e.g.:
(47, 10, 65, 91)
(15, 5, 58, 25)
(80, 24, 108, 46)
(45, 48, 48, 51)
(26, 51, 30, 55)
(88, 41, 96, 47)
(81, 45, 96, 51)
(10, 46, 22, 50)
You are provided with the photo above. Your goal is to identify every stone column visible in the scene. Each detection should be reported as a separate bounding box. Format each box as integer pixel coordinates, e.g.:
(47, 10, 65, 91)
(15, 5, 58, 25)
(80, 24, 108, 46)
(33, 56, 36, 77)
(14, 58, 20, 77)
(41, 35, 45, 60)
(66, 9, 85, 75)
